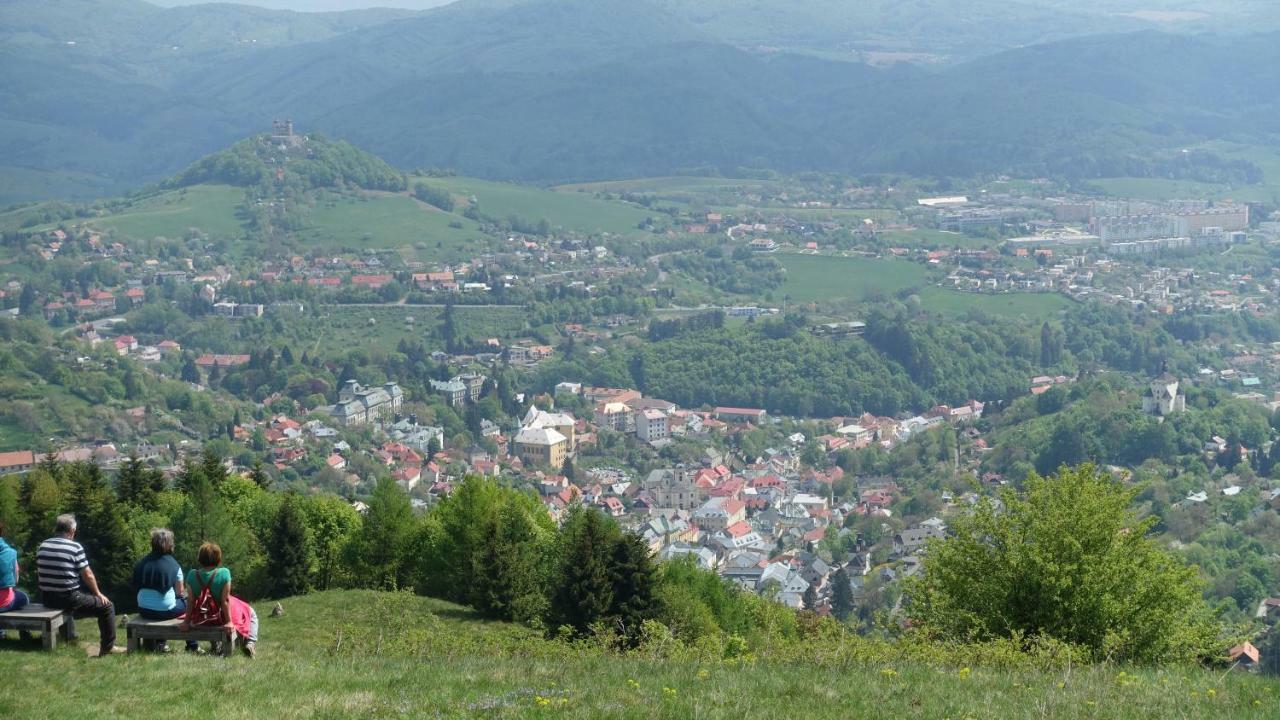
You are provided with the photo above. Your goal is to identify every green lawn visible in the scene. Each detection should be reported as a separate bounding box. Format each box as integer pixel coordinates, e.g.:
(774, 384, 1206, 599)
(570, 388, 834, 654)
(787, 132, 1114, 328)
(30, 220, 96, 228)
(93, 184, 247, 240)
(919, 286, 1074, 319)
(1091, 177, 1234, 202)
(777, 253, 930, 303)
(1, 590, 1275, 720)
(710, 206, 900, 223)
(438, 177, 655, 236)
(300, 193, 488, 262)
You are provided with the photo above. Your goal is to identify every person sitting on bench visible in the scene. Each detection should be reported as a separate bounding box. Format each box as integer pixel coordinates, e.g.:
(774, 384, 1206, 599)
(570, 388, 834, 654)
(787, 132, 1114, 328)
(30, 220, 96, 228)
(132, 528, 197, 652)
(0, 520, 32, 641)
(180, 542, 258, 658)
(36, 514, 121, 656)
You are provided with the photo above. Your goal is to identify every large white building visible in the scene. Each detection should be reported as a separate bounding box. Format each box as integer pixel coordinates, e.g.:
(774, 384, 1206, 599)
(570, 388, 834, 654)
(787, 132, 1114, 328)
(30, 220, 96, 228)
(331, 380, 404, 427)
(1142, 373, 1186, 417)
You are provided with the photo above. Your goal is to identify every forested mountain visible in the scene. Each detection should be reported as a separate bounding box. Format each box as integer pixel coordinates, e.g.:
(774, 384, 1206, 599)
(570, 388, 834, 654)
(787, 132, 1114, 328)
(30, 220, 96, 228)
(4, 0, 1280, 203)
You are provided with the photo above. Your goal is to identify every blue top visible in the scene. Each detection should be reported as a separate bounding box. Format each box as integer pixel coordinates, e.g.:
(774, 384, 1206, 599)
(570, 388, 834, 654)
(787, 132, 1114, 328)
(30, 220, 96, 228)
(0, 537, 17, 589)
(133, 552, 182, 611)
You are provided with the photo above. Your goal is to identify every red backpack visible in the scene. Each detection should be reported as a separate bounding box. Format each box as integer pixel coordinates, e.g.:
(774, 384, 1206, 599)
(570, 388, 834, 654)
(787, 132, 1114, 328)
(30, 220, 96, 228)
(189, 570, 224, 627)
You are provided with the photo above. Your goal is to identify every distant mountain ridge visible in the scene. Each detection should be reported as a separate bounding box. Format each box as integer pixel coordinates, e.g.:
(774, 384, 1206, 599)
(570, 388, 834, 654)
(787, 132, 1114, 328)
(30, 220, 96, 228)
(2, 0, 1280, 203)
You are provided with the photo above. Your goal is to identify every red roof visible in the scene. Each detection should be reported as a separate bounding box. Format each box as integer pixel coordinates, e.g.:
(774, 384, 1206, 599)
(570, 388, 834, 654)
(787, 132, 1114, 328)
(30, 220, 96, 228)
(724, 520, 753, 539)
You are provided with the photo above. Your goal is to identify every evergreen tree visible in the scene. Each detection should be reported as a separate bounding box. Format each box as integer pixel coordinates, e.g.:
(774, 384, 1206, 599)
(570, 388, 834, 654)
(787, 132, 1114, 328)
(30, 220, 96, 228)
(470, 502, 547, 623)
(181, 358, 200, 384)
(347, 477, 415, 590)
(115, 453, 146, 506)
(202, 447, 229, 488)
(19, 469, 63, 553)
(608, 531, 660, 648)
(548, 507, 616, 635)
(267, 494, 312, 598)
(249, 460, 271, 490)
(830, 566, 855, 621)
(802, 582, 819, 612)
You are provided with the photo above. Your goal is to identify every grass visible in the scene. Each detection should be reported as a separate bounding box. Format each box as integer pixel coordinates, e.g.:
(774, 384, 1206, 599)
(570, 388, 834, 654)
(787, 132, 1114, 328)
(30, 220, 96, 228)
(93, 185, 247, 239)
(300, 193, 488, 262)
(553, 176, 783, 194)
(438, 177, 655, 236)
(880, 228, 995, 249)
(776, 253, 930, 303)
(919, 286, 1074, 319)
(252, 305, 529, 360)
(1, 590, 1276, 719)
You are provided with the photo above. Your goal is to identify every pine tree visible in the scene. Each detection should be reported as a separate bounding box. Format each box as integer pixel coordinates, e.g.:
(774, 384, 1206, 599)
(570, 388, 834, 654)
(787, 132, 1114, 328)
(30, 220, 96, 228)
(201, 447, 229, 488)
(802, 582, 819, 612)
(608, 531, 660, 647)
(249, 460, 271, 490)
(268, 494, 312, 598)
(115, 453, 146, 506)
(548, 508, 616, 635)
(347, 477, 415, 590)
(19, 470, 63, 553)
(470, 502, 547, 623)
(830, 567, 855, 621)
(181, 358, 200, 384)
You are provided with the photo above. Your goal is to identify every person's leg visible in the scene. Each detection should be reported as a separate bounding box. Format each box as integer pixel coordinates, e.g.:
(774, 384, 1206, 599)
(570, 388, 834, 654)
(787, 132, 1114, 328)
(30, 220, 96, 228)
(247, 605, 258, 644)
(68, 591, 116, 653)
(11, 590, 29, 611)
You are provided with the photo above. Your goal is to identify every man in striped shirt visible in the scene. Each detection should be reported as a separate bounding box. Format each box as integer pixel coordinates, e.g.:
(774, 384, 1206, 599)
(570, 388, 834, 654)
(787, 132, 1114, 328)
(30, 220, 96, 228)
(36, 514, 119, 656)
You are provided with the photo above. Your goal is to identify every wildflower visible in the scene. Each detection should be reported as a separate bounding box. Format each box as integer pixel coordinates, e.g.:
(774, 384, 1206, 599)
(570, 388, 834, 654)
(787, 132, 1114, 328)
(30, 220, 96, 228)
(663, 687, 677, 699)
(1206, 689, 1216, 699)
(1254, 700, 1262, 707)
(880, 668, 898, 678)
(534, 696, 551, 707)
(626, 679, 640, 690)
(697, 669, 710, 681)
(957, 667, 971, 679)
(1056, 682, 1066, 690)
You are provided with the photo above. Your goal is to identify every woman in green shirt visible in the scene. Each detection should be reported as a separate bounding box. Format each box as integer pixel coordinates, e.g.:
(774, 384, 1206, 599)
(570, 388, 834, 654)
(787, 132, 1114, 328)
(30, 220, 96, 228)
(179, 542, 258, 657)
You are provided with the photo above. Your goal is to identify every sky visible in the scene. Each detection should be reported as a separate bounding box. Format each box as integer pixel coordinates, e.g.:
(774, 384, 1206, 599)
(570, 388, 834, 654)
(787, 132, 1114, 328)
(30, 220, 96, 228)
(149, 0, 454, 10)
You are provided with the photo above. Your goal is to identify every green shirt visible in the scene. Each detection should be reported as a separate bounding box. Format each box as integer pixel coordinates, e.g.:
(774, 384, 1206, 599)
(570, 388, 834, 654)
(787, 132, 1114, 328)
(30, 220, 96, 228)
(187, 566, 231, 599)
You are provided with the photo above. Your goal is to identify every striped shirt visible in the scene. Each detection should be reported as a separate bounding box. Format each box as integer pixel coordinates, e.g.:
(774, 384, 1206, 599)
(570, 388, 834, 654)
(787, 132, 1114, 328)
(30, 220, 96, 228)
(36, 537, 88, 593)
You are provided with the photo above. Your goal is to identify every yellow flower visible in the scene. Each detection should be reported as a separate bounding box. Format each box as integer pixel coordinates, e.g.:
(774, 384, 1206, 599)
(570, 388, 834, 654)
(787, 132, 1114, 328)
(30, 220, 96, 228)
(1056, 682, 1066, 690)
(697, 669, 710, 681)
(534, 696, 551, 707)
(626, 679, 640, 690)
(663, 687, 677, 699)
(1206, 689, 1216, 699)
(880, 668, 898, 678)
(957, 667, 971, 679)
(1254, 700, 1262, 706)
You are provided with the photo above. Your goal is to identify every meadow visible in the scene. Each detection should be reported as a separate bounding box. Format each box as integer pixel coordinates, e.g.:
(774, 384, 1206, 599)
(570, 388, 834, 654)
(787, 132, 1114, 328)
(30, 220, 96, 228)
(301, 193, 488, 261)
(776, 253, 930, 303)
(918, 286, 1074, 319)
(0, 590, 1275, 720)
(438, 177, 655, 236)
(93, 184, 247, 240)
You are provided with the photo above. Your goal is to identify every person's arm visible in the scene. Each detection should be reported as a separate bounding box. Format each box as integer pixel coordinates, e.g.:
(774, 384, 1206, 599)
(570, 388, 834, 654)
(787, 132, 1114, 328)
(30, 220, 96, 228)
(220, 575, 234, 630)
(13, 560, 19, 584)
(79, 566, 109, 605)
(178, 573, 194, 631)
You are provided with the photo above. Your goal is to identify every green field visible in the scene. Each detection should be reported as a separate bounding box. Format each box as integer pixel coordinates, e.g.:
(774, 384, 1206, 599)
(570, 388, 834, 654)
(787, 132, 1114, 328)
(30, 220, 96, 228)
(919, 286, 1074, 319)
(438, 177, 655, 236)
(1091, 177, 1235, 202)
(777, 253, 930, 303)
(1, 590, 1275, 720)
(301, 193, 488, 261)
(880, 228, 995, 249)
(302, 305, 529, 359)
(554, 176, 783, 194)
(93, 184, 247, 240)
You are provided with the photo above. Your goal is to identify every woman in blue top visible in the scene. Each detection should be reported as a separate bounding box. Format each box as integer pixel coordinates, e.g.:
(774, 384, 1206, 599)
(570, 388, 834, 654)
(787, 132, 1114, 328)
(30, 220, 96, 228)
(131, 528, 196, 651)
(0, 519, 30, 614)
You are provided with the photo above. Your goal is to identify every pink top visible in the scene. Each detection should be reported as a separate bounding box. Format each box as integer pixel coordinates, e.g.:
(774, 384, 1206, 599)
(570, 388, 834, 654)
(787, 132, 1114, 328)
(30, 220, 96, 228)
(225, 596, 254, 639)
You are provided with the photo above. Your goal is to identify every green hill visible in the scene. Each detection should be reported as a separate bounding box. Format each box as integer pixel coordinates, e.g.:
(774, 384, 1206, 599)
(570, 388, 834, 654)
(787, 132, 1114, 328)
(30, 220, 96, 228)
(0, 590, 1275, 719)
(4, 0, 1280, 200)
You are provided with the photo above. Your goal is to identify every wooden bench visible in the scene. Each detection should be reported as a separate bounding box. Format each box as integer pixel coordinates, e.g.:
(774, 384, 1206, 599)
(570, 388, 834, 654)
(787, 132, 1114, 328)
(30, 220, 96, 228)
(0, 604, 73, 650)
(126, 616, 237, 657)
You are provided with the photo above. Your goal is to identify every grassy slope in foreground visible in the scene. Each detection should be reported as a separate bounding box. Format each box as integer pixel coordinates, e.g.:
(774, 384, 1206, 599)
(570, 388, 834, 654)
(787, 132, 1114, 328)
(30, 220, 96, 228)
(0, 590, 1276, 719)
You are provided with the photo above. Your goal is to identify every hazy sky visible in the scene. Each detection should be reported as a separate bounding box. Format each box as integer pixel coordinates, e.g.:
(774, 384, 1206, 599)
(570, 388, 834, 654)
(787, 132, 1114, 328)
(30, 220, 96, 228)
(149, 0, 454, 10)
